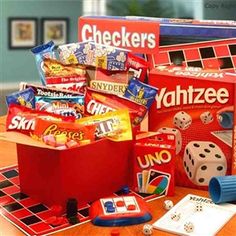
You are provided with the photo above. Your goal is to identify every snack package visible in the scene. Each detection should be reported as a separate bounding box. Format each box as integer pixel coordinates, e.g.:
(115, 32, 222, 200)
(85, 88, 147, 126)
(124, 78, 158, 108)
(77, 109, 132, 141)
(87, 68, 132, 96)
(6, 88, 35, 108)
(31, 41, 57, 85)
(127, 54, 149, 82)
(6, 104, 73, 135)
(35, 96, 84, 119)
(33, 117, 96, 143)
(19, 82, 83, 97)
(58, 41, 129, 71)
(43, 58, 88, 93)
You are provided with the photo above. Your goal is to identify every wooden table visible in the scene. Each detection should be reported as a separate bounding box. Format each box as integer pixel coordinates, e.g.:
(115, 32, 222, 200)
(0, 116, 235, 236)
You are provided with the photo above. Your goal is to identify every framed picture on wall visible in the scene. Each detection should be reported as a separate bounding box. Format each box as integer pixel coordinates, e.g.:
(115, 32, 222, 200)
(41, 18, 69, 46)
(8, 17, 38, 49)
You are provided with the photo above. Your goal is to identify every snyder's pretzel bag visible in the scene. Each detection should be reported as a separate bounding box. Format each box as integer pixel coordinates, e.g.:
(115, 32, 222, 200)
(43, 58, 88, 93)
(77, 109, 132, 141)
(85, 88, 147, 126)
(58, 41, 129, 71)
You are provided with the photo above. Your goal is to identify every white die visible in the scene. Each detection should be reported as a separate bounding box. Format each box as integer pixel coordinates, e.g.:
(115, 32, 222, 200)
(183, 141, 227, 186)
(142, 224, 153, 235)
(158, 127, 182, 154)
(173, 111, 192, 130)
(200, 111, 213, 124)
(195, 202, 203, 212)
(184, 221, 194, 233)
(170, 212, 181, 221)
(163, 200, 174, 210)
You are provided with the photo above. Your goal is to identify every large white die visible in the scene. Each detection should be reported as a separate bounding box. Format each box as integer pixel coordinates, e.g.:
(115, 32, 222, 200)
(200, 111, 213, 124)
(173, 111, 192, 130)
(183, 141, 227, 186)
(158, 127, 182, 154)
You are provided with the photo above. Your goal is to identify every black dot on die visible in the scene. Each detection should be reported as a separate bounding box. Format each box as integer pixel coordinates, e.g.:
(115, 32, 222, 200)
(181, 111, 184, 114)
(209, 143, 215, 148)
(191, 159, 194, 166)
(178, 141, 180, 145)
(215, 154, 221, 159)
(187, 167, 189, 172)
(189, 154, 192, 161)
(184, 161, 187, 167)
(193, 143, 200, 148)
(163, 127, 167, 130)
(198, 178, 205, 183)
(189, 172, 192, 178)
(201, 165, 207, 171)
(186, 149, 189, 155)
(172, 129, 176, 132)
(199, 153, 206, 158)
(204, 149, 210, 153)
(217, 166, 223, 171)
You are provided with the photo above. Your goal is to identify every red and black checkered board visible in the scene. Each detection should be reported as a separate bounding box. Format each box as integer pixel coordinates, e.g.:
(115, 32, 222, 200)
(0, 166, 159, 236)
(149, 38, 236, 73)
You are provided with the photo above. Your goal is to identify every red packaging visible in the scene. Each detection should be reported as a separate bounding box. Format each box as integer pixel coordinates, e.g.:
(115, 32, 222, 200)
(85, 88, 147, 126)
(6, 104, 74, 135)
(132, 132, 176, 198)
(148, 66, 236, 190)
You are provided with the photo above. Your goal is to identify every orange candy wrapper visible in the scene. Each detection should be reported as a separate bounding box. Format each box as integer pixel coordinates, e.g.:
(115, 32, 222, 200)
(33, 118, 96, 144)
(76, 109, 132, 141)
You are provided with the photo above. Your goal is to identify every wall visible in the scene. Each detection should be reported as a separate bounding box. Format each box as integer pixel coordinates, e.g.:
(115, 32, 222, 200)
(0, 0, 82, 115)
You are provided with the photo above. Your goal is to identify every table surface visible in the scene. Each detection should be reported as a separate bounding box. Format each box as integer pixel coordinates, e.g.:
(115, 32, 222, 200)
(0, 116, 235, 236)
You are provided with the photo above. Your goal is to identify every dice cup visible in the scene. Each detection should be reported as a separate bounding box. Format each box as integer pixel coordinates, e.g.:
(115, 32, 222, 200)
(209, 175, 236, 204)
(218, 112, 233, 129)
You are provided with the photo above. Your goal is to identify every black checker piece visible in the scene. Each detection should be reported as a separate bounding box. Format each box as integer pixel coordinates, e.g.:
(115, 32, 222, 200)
(199, 47, 215, 58)
(187, 60, 203, 68)
(21, 215, 41, 225)
(169, 50, 185, 65)
(28, 204, 48, 213)
(0, 180, 13, 189)
(2, 170, 18, 179)
(219, 57, 233, 69)
(3, 202, 23, 212)
(229, 44, 236, 55)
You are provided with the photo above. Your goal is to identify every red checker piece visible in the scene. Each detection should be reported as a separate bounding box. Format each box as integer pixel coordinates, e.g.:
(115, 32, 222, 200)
(116, 200, 125, 207)
(127, 204, 136, 211)
(110, 229, 120, 236)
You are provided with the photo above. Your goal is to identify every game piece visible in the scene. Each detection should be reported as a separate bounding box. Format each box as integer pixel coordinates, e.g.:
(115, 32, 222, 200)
(89, 196, 152, 226)
(66, 198, 79, 224)
(163, 200, 173, 210)
(184, 221, 194, 233)
(183, 141, 227, 186)
(120, 185, 130, 194)
(173, 111, 192, 130)
(209, 175, 236, 204)
(51, 205, 63, 217)
(195, 202, 203, 212)
(217, 111, 233, 129)
(158, 127, 182, 155)
(170, 212, 180, 221)
(142, 224, 153, 235)
(200, 111, 213, 125)
(110, 229, 120, 236)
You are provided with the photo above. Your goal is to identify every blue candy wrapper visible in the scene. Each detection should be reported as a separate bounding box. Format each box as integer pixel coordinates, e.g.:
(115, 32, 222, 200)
(124, 78, 157, 108)
(31, 41, 57, 85)
(6, 88, 35, 108)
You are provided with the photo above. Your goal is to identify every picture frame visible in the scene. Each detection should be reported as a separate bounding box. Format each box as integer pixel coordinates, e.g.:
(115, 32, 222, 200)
(41, 18, 69, 46)
(8, 17, 38, 49)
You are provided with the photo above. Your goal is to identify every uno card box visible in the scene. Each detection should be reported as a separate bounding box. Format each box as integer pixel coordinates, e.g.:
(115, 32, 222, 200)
(0, 132, 133, 210)
(148, 65, 236, 190)
(132, 132, 176, 197)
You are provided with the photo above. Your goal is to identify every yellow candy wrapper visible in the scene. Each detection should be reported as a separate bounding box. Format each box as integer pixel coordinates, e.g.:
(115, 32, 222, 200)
(76, 109, 132, 141)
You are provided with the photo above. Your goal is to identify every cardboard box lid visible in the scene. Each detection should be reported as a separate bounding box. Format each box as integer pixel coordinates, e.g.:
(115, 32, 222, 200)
(0, 132, 55, 150)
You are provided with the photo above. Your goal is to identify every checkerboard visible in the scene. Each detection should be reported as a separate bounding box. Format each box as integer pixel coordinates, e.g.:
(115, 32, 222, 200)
(149, 38, 236, 73)
(0, 166, 158, 235)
